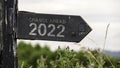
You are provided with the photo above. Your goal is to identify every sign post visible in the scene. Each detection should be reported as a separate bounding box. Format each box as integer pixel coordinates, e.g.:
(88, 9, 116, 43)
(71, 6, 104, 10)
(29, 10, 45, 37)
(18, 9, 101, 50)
(0, 0, 4, 67)
(1, 0, 18, 68)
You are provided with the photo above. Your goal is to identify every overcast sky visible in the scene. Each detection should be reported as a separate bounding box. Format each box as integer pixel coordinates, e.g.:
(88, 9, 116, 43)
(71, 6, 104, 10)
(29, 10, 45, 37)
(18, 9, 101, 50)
(18, 0, 120, 51)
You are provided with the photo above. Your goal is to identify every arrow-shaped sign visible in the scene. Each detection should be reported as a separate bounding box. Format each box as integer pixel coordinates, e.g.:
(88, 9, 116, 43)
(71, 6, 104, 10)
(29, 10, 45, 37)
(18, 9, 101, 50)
(17, 11, 92, 42)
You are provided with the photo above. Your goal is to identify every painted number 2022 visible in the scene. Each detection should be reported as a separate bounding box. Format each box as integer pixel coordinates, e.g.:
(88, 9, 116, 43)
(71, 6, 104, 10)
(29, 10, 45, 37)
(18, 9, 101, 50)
(29, 23, 65, 37)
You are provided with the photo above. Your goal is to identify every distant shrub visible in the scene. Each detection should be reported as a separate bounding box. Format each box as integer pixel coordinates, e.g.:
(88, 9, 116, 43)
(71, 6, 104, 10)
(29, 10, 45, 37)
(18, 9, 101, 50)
(17, 41, 120, 68)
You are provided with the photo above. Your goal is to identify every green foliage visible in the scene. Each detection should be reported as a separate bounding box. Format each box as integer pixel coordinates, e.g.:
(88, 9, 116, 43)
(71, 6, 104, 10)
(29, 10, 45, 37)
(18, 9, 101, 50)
(17, 41, 52, 68)
(17, 41, 120, 68)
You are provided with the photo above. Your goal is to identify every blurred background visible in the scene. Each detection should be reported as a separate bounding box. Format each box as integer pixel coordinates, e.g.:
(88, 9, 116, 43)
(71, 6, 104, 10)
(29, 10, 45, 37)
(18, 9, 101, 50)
(16, 0, 120, 67)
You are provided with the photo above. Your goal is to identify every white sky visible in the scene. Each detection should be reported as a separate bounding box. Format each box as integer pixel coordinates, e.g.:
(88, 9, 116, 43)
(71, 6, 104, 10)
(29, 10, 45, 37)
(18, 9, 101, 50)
(18, 0, 120, 51)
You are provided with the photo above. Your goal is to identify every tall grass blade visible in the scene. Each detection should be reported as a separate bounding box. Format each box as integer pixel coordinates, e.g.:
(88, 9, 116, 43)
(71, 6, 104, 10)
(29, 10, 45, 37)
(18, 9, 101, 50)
(103, 23, 116, 68)
(20, 61, 24, 68)
(103, 23, 110, 52)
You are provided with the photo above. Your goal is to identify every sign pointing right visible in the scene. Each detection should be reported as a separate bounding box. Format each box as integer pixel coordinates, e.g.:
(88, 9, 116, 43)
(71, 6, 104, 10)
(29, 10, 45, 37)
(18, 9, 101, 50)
(17, 11, 92, 42)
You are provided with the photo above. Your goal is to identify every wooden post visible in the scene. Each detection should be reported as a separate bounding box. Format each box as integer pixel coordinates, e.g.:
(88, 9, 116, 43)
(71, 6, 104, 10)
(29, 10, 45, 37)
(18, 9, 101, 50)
(0, 0, 4, 67)
(2, 0, 18, 68)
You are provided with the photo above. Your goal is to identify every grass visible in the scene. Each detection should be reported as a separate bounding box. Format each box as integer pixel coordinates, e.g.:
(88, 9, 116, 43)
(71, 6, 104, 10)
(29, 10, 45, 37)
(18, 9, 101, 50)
(103, 23, 115, 68)
(103, 23, 110, 52)
(19, 47, 120, 68)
